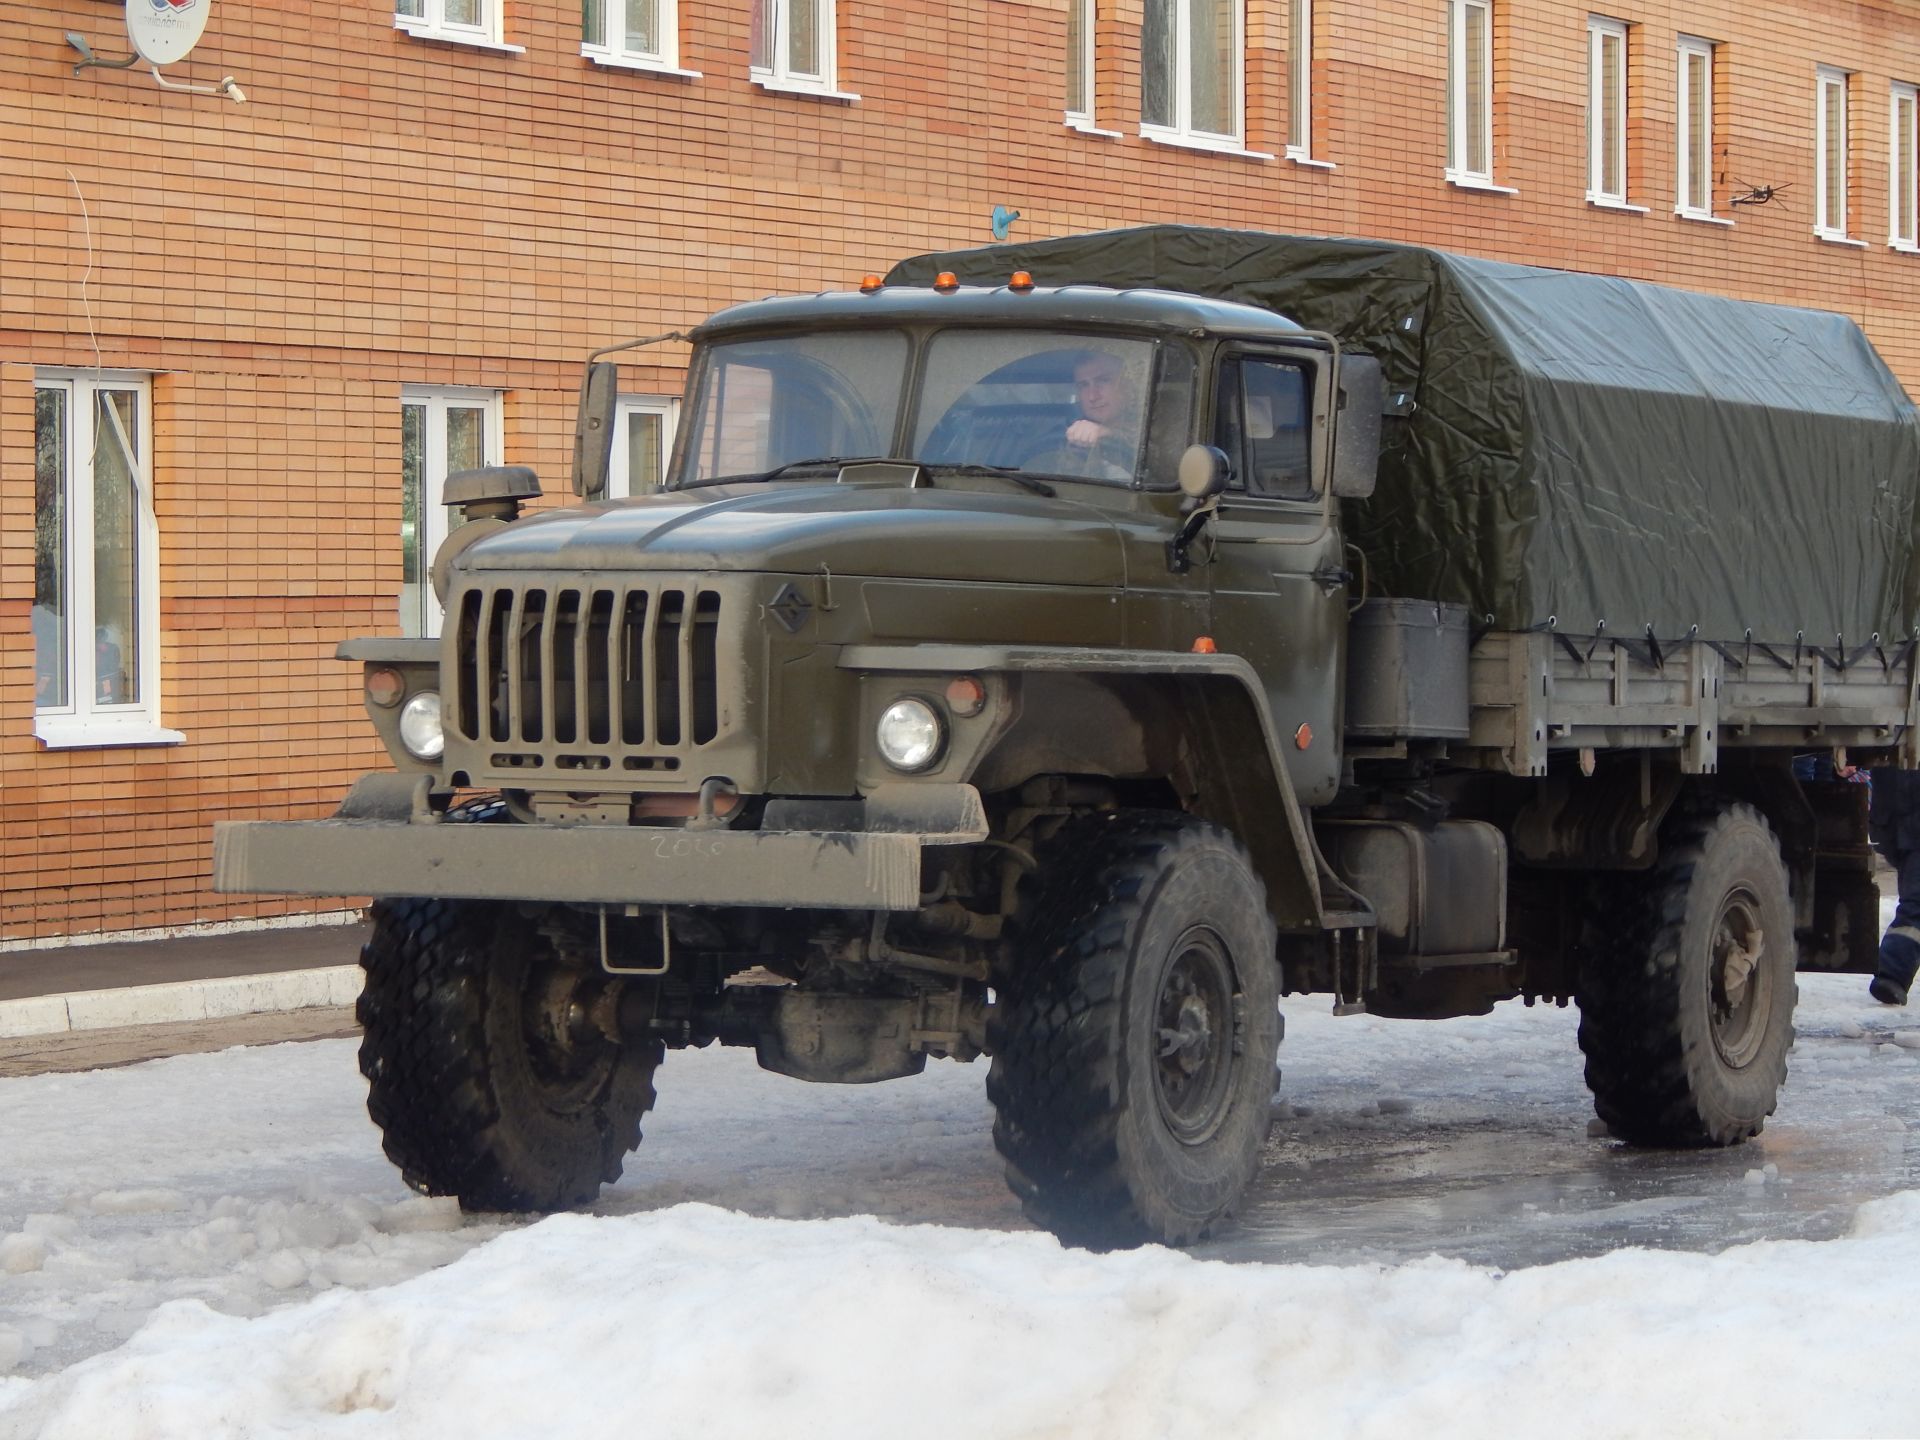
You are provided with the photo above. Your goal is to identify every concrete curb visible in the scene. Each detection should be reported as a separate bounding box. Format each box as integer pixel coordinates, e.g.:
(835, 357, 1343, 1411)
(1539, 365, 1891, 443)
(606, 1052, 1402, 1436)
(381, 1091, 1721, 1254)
(0, 965, 362, 1040)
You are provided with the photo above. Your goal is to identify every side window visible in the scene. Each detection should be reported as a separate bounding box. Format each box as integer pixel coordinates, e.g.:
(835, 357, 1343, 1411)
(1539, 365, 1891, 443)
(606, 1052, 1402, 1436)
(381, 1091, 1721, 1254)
(1066, 0, 1095, 126)
(582, 0, 684, 72)
(1214, 357, 1315, 500)
(395, 0, 508, 47)
(1141, 0, 1244, 146)
(400, 386, 502, 638)
(750, 0, 841, 95)
(33, 371, 178, 748)
(609, 396, 680, 497)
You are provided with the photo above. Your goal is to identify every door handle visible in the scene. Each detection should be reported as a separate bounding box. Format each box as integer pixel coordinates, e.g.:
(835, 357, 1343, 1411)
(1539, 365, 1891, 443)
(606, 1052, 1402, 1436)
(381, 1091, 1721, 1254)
(1310, 566, 1353, 592)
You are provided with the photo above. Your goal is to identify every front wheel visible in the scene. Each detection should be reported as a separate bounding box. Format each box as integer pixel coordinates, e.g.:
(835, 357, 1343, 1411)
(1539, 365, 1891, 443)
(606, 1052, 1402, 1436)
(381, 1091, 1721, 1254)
(357, 896, 663, 1211)
(987, 813, 1281, 1247)
(1576, 802, 1797, 1146)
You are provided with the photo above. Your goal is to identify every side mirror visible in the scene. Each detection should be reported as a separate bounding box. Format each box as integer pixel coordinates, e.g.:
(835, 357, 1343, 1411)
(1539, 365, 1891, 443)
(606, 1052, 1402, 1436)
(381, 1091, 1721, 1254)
(1177, 444, 1230, 504)
(1332, 353, 1383, 500)
(1168, 445, 1230, 575)
(571, 361, 619, 500)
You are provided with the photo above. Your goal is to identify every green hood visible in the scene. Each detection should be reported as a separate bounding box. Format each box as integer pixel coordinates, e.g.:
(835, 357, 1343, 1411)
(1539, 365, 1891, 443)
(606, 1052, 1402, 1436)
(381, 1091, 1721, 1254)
(455, 483, 1130, 587)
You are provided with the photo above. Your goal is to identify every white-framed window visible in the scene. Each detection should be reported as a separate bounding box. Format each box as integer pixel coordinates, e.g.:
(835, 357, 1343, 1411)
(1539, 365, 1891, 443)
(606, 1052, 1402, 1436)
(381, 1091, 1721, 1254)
(1446, 0, 1494, 183)
(1587, 16, 1628, 204)
(1817, 66, 1853, 240)
(1140, 0, 1244, 150)
(394, 0, 512, 49)
(750, 0, 844, 96)
(1676, 36, 1716, 219)
(1288, 0, 1312, 158)
(1892, 82, 1918, 250)
(1066, 0, 1095, 126)
(582, 0, 690, 73)
(609, 396, 680, 498)
(400, 387, 502, 638)
(33, 371, 178, 749)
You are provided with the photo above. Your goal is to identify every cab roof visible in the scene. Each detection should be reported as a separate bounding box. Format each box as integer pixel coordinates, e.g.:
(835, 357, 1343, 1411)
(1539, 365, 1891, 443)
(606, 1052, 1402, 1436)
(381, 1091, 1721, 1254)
(690, 283, 1311, 343)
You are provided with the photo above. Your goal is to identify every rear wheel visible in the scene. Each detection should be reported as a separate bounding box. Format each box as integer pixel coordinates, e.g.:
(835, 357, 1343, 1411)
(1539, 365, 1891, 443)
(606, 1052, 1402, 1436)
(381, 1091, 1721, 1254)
(358, 894, 662, 1211)
(987, 812, 1281, 1247)
(1576, 802, 1797, 1146)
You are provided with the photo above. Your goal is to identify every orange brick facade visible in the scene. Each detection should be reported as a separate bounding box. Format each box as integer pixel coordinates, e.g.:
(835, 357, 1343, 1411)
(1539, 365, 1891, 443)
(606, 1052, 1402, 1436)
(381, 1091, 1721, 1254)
(2, 0, 1919, 946)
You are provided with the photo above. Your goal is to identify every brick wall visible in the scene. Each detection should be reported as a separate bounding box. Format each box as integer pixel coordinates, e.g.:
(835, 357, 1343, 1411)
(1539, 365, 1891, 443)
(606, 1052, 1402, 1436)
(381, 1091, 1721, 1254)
(2, 0, 1919, 941)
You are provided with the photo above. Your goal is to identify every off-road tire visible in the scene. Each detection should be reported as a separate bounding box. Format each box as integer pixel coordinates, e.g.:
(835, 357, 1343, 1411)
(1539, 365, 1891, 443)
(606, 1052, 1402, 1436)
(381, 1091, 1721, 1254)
(1576, 802, 1797, 1147)
(357, 809, 662, 1210)
(987, 811, 1281, 1247)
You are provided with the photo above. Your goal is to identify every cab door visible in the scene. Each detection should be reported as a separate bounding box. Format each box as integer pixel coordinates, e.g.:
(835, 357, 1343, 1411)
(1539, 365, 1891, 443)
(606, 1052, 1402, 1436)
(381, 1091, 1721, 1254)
(1203, 348, 1346, 805)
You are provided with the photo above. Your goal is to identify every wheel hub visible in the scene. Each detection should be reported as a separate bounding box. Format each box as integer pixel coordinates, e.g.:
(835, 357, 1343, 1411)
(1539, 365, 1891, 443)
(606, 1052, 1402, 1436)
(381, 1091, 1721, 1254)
(1709, 890, 1770, 1069)
(1152, 928, 1240, 1146)
(522, 965, 622, 1111)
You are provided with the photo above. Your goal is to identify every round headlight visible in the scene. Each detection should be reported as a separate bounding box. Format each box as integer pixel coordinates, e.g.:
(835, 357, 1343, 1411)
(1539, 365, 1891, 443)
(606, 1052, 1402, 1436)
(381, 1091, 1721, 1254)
(876, 698, 944, 772)
(398, 692, 445, 761)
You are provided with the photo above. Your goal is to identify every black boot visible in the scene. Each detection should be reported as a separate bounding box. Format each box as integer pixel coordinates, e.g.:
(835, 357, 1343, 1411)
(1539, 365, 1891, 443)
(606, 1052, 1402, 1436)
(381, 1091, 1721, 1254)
(1871, 929, 1920, 1006)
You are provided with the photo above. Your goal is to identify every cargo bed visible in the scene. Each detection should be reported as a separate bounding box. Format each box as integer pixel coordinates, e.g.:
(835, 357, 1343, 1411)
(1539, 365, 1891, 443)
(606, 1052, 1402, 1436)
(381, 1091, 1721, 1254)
(1464, 629, 1920, 775)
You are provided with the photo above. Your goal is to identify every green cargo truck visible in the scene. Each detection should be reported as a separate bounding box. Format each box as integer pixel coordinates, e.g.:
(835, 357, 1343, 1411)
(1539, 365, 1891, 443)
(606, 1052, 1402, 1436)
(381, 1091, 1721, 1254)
(215, 226, 1920, 1247)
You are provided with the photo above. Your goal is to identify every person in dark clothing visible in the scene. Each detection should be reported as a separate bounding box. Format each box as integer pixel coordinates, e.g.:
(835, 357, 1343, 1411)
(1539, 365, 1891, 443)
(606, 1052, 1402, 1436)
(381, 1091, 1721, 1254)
(1869, 764, 1920, 1004)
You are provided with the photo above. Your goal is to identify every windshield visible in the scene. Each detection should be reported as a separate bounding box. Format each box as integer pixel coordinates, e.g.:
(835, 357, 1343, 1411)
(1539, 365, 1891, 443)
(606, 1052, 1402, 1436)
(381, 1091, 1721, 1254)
(676, 328, 1182, 488)
(911, 333, 1156, 482)
(683, 331, 910, 484)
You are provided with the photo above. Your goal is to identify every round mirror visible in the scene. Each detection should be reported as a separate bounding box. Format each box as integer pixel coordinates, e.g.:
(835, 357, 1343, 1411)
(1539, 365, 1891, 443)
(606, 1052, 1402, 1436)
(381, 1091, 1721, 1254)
(1177, 444, 1230, 501)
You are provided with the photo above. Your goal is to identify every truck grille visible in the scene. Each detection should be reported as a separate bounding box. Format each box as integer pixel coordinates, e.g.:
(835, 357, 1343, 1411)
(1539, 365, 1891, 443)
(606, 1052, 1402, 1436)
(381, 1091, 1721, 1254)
(448, 582, 724, 773)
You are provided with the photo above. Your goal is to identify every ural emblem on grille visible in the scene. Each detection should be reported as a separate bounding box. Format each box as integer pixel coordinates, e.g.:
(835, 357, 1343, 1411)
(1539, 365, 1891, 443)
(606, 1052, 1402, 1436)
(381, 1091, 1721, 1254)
(768, 583, 813, 634)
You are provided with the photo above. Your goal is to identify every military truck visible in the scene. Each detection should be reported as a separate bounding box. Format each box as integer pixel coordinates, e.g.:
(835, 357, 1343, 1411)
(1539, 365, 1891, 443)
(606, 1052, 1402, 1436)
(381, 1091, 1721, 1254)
(215, 225, 1920, 1248)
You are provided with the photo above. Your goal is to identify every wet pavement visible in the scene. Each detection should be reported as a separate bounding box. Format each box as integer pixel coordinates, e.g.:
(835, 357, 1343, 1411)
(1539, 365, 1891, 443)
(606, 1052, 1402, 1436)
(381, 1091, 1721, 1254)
(1201, 979, 1920, 1268)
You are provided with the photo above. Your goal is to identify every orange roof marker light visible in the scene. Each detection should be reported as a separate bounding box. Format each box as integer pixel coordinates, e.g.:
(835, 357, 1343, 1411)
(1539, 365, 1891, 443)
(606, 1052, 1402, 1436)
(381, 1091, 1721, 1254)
(1191, 636, 1217, 654)
(1008, 271, 1035, 292)
(933, 271, 960, 293)
(859, 274, 883, 293)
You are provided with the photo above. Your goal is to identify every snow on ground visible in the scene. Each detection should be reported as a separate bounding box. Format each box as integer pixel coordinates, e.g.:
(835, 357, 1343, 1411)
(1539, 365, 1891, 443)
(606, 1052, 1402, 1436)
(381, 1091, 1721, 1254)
(1, 970, 1918, 1437)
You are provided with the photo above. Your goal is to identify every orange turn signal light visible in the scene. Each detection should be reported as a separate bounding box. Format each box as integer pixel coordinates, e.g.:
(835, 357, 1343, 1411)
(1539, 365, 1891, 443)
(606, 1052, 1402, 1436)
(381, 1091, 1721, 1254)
(1191, 636, 1217, 654)
(946, 675, 987, 717)
(365, 666, 406, 708)
(859, 274, 883, 293)
(1294, 723, 1313, 750)
(934, 271, 960, 293)
(1009, 271, 1035, 292)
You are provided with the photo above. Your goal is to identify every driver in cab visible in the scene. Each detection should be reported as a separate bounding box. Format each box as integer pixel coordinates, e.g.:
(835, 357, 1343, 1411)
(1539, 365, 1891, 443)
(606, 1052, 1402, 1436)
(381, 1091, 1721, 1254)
(1044, 351, 1141, 480)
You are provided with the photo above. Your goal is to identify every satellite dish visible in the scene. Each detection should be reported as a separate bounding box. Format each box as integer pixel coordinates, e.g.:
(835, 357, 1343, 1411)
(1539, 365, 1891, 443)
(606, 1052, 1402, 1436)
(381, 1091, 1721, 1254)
(124, 0, 212, 66)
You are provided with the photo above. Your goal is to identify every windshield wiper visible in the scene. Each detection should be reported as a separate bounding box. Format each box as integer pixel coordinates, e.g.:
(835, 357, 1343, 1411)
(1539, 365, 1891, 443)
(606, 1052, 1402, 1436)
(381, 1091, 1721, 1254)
(925, 463, 1057, 499)
(677, 455, 1056, 499)
(676, 455, 902, 490)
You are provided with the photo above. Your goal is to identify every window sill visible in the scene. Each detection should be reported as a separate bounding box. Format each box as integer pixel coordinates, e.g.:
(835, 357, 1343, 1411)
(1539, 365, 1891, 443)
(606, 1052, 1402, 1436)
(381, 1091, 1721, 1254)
(394, 20, 524, 53)
(35, 718, 185, 751)
(1065, 117, 1123, 139)
(1816, 231, 1869, 248)
(1675, 209, 1734, 227)
(582, 48, 700, 79)
(1446, 172, 1518, 195)
(1586, 196, 1649, 214)
(1286, 149, 1336, 170)
(1891, 240, 1920, 255)
(1141, 129, 1274, 161)
(749, 73, 859, 103)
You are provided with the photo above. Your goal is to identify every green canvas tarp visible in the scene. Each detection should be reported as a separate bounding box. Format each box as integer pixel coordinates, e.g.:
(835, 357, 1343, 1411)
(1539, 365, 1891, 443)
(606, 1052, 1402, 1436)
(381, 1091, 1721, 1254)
(889, 225, 1920, 645)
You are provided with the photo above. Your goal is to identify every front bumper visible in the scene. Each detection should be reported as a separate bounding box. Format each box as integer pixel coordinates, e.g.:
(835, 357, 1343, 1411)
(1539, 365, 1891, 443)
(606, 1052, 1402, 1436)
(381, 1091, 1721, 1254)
(212, 783, 988, 912)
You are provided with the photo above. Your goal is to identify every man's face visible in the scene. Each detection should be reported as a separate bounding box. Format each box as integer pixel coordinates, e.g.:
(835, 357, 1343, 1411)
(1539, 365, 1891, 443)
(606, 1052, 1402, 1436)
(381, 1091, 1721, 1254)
(1074, 356, 1126, 426)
